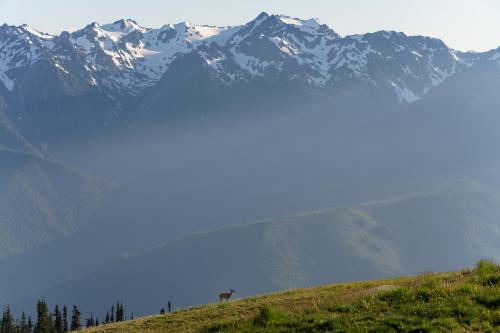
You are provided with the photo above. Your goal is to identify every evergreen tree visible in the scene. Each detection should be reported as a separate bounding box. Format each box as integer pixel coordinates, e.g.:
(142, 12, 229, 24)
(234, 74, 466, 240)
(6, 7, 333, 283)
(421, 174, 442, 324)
(95, 318, 99, 327)
(70, 306, 81, 331)
(115, 302, 120, 322)
(54, 305, 62, 333)
(1, 306, 16, 333)
(62, 306, 68, 333)
(27, 317, 34, 333)
(18, 312, 31, 333)
(116, 302, 124, 322)
(104, 312, 110, 324)
(34, 300, 53, 333)
(109, 306, 114, 323)
(85, 313, 95, 328)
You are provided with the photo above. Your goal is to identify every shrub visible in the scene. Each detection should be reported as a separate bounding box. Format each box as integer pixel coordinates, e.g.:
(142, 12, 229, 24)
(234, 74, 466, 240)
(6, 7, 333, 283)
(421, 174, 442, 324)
(378, 287, 415, 304)
(327, 303, 354, 313)
(476, 260, 500, 275)
(200, 321, 234, 333)
(482, 274, 500, 287)
(474, 294, 500, 309)
(416, 288, 433, 303)
(454, 282, 475, 295)
(253, 306, 274, 326)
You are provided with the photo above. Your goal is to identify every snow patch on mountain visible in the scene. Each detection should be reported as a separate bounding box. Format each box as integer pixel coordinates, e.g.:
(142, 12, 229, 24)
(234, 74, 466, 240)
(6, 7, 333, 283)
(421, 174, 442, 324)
(490, 51, 500, 65)
(277, 15, 322, 31)
(102, 19, 147, 37)
(232, 52, 271, 77)
(20, 24, 54, 40)
(390, 81, 419, 103)
(0, 71, 14, 91)
(189, 25, 241, 45)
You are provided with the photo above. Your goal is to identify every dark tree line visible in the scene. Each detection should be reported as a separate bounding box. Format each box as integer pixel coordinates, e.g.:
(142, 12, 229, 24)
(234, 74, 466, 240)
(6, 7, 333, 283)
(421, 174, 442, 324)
(102, 302, 125, 326)
(0, 300, 68, 333)
(1, 300, 129, 333)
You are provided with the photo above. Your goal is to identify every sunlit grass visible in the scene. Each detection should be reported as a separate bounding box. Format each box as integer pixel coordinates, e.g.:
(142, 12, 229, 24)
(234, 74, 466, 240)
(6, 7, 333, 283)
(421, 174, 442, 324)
(82, 261, 499, 333)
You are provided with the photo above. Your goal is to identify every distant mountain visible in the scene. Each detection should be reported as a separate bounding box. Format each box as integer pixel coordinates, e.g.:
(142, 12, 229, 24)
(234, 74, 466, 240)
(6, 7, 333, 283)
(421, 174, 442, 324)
(0, 13, 485, 99)
(0, 149, 113, 258)
(27, 178, 500, 316)
(0, 13, 497, 153)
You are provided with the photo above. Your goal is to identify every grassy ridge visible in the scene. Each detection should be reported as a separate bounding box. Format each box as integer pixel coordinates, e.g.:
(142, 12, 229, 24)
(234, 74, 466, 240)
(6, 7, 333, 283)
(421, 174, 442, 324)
(83, 261, 500, 333)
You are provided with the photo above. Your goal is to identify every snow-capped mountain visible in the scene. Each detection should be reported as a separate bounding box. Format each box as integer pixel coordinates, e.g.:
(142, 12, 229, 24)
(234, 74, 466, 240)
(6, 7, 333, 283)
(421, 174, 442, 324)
(1, 12, 500, 154)
(0, 24, 53, 91)
(0, 19, 240, 96)
(0, 12, 493, 103)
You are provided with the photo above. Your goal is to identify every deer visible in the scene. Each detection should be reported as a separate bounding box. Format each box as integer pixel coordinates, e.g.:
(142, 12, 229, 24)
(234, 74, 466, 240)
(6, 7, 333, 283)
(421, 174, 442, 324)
(219, 289, 236, 302)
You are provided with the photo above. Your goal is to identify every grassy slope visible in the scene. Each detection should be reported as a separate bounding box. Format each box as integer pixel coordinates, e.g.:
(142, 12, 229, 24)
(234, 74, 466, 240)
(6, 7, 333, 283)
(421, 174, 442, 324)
(83, 261, 500, 333)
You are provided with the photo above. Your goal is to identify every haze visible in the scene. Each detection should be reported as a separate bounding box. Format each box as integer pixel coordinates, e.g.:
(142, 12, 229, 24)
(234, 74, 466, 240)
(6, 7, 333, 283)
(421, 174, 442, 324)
(1, 1, 500, 327)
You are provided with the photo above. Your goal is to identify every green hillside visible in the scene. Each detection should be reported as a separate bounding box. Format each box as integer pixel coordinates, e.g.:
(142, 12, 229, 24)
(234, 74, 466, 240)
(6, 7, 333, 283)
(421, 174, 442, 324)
(82, 261, 500, 333)
(0, 149, 113, 257)
(37, 178, 500, 316)
(0, 96, 114, 257)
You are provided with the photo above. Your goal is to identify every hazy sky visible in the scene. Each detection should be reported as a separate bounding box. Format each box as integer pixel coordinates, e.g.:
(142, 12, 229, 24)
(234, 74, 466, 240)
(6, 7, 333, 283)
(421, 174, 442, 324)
(1, 0, 499, 51)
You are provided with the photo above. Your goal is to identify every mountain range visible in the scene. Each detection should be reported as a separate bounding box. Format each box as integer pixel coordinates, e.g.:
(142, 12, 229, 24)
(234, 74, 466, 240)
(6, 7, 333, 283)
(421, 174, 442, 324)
(1, 13, 500, 153)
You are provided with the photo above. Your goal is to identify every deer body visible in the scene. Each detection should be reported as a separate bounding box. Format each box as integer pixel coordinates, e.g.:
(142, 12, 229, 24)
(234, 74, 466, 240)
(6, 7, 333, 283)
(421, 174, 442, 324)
(219, 289, 235, 302)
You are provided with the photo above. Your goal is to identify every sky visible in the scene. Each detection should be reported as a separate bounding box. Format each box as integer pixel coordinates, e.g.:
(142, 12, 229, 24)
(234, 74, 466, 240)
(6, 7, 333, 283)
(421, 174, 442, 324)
(1, 0, 499, 52)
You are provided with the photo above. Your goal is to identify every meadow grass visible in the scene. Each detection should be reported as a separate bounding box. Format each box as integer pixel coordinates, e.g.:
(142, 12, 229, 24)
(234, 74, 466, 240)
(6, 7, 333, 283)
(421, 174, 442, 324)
(82, 261, 500, 332)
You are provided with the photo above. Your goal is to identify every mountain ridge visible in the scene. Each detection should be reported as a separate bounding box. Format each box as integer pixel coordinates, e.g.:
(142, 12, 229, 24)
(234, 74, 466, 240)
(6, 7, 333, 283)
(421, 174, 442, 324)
(0, 148, 114, 258)
(1, 13, 495, 101)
